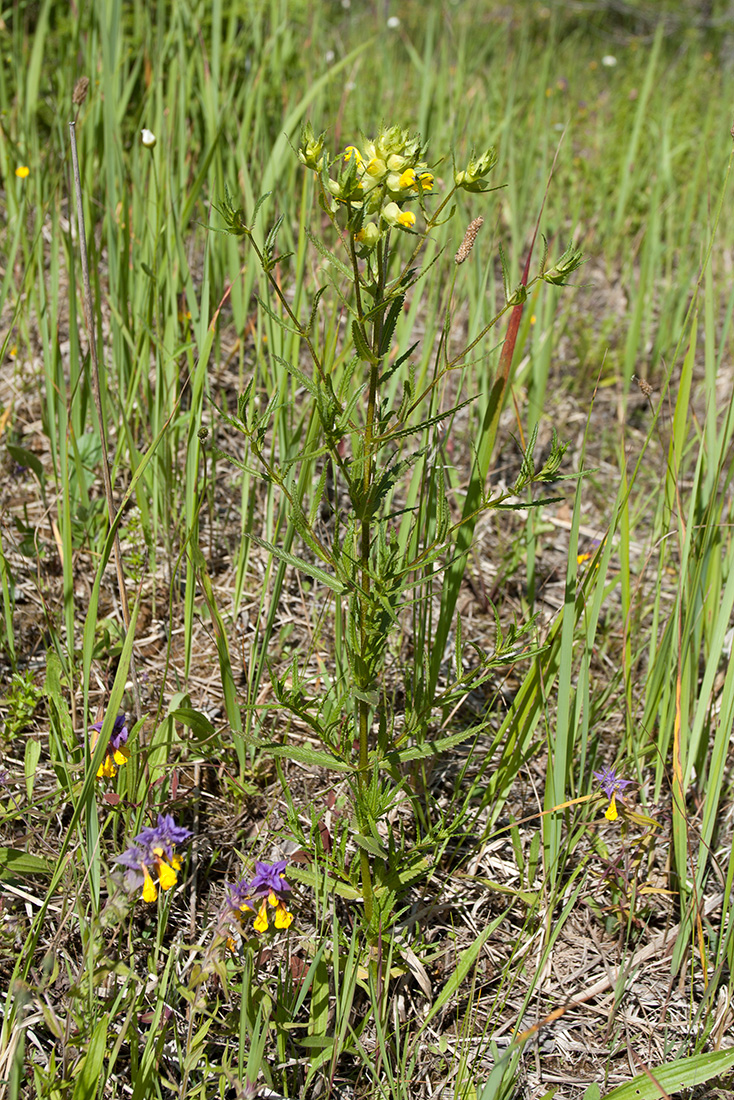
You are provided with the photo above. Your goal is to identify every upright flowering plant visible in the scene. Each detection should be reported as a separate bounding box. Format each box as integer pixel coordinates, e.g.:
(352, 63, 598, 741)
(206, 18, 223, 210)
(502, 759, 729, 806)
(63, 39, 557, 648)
(215, 125, 582, 932)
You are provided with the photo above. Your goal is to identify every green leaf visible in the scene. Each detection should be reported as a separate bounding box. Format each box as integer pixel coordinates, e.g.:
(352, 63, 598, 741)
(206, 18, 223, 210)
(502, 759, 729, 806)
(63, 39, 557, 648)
(260, 743, 351, 772)
(306, 286, 328, 335)
(603, 1049, 734, 1100)
(420, 924, 495, 1031)
(247, 533, 345, 593)
(24, 738, 41, 801)
(167, 708, 216, 740)
(352, 319, 376, 364)
(0, 848, 55, 876)
(71, 1014, 108, 1100)
(6, 444, 44, 484)
(255, 294, 303, 336)
(305, 228, 354, 282)
(353, 833, 388, 859)
(287, 864, 361, 900)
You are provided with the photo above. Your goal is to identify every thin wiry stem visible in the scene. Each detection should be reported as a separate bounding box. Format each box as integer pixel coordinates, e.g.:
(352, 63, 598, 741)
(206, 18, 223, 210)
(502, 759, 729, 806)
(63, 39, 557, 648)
(69, 120, 141, 722)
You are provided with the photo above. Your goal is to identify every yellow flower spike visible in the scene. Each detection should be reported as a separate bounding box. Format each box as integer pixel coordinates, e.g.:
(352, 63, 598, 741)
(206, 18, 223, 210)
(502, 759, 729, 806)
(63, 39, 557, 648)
(142, 869, 158, 903)
(15, 166, 29, 179)
(605, 793, 618, 822)
(274, 903, 293, 929)
(253, 901, 269, 934)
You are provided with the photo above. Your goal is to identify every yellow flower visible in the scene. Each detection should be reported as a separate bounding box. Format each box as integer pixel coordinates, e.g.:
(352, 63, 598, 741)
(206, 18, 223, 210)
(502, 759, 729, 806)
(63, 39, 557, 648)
(142, 869, 158, 903)
(156, 852, 182, 891)
(382, 201, 416, 230)
(366, 157, 387, 179)
(417, 172, 434, 191)
(398, 168, 417, 189)
(605, 794, 618, 822)
(274, 902, 294, 929)
(15, 166, 29, 179)
(343, 145, 362, 163)
(253, 900, 269, 933)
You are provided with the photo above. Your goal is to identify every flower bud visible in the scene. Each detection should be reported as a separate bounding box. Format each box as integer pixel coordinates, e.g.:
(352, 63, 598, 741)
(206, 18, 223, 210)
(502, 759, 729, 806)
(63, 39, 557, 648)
(298, 123, 325, 170)
(141, 128, 156, 148)
(542, 242, 584, 285)
(455, 147, 497, 192)
(506, 284, 527, 306)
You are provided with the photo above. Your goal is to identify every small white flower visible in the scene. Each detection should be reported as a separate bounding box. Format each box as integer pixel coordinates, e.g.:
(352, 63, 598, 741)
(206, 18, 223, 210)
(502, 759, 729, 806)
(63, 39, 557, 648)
(325, 49, 335, 63)
(141, 128, 156, 148)
(341, 0, 350, 7)
(601, 55, 617, 67)
(387, 15, 400, 28)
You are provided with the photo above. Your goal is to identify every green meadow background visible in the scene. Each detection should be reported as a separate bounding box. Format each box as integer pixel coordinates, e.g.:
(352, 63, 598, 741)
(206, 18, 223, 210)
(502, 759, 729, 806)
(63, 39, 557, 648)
(3, 1, 734, 1097)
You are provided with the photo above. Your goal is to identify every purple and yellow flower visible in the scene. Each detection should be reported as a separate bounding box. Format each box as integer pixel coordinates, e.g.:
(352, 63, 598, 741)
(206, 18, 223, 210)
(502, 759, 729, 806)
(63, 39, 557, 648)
(594, 766, 632, 822)
(117, 814, 192, 903)
(225, 859, 294, 937)
(90, 712, 130, 779)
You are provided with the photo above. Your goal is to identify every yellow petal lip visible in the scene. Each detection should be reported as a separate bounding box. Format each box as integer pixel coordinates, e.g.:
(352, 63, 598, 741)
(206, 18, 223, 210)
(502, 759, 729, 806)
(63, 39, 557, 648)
(142, 870, 158, 902)
(605, 793, 618, 821)
(157, 860, 178, 891)
(274, 903, 293, 929)
(15, 165, 29, 179)
(253, 901, 269, 933)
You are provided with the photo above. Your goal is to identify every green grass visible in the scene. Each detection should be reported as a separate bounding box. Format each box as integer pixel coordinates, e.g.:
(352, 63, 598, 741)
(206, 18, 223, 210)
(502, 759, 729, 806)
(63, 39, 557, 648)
(2, 1, 734, 1098)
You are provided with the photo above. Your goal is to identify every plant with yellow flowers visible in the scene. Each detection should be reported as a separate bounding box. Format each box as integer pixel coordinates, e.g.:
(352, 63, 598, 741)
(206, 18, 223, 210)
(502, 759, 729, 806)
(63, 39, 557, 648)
(215, 124, 583, 935)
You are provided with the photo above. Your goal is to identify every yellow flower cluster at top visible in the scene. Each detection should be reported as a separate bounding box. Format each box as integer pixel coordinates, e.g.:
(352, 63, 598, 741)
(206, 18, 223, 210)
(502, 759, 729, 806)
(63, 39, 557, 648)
(299, 124, 435, 253)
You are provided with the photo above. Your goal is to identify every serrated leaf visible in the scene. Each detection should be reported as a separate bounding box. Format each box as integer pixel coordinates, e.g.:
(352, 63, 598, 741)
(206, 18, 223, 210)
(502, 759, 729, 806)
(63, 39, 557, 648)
(352, 320, 376, 364)
(248, 533, 345, 592)
(260, 743, 351, 772)
(307, 285, 328, 335)
(380, 725, 479, 767)
(251, 191, 273, 228)
(255, 294, 303, 336)
(353, 833, 388, 858)
(271, 354, 318, 396)
(287, 864, 361, 900)
(305, 227, 354, 282)
(378, 293, 406, 357)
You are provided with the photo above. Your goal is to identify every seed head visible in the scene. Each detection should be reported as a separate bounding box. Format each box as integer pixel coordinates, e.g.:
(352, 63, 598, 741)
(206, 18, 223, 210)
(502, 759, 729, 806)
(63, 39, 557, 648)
(455, 217, 484, 264)
(73, 77, 90, 106)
